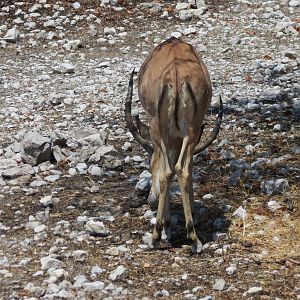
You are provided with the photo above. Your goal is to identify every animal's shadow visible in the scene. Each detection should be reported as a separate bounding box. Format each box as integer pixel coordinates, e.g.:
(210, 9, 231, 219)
(147, 185, 231, 249)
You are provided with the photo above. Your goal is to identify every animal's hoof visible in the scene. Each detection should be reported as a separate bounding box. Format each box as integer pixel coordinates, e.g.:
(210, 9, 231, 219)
(152, 238, 160, 249)
(162, 227, 172, 241)
(191, 238, 203, 254)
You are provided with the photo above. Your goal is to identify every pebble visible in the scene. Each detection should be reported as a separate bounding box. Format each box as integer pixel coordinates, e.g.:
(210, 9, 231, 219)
(232, 206, 247, 219)
(261, 178, 289, 195)
(72, 250, 88, 262)
(108, 265, 127, 281)
(154, 289, 170, 297)
(83, 281, 105, 291)
(243, 286, 263, 296)
(88, 165, 104, 176)
(3, 26, 20, 43)
(85, 220, 110, 237)
(73, 274, 87, 288)
(225, 266, 237, 275)
(40, 256, 63, 270)
(212, 278, 226, 291)
(34, 224, 46, 233)
(2, 164, 35, 179)
(106, 247, 119, 256)
(91, 265, 105, 275)
(143, 210, 155, 220)
(53, 63, 75, 74)
(76, 163, 88, 175)
(202, 193, 214, 200)
(266, 200, 283, 211)
(135, 170, 152, 193)
(0, 0, 299, 298)
(40, 195, 58, 207)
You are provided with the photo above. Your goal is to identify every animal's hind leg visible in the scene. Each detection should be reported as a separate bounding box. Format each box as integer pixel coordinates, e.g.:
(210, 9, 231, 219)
(148, 147, 160, 208)
(152, 140, 173, 247)
(175, 136, 202, 253)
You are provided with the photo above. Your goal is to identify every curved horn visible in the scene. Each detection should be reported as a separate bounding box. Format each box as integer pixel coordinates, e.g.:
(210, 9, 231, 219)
(194, 95, 223, 155)
(135, 115, 151, 143)
(125, 69, 153, 156)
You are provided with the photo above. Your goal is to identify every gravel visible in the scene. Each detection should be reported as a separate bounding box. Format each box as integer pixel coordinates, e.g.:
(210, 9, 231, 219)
(0, 0, 299, 298)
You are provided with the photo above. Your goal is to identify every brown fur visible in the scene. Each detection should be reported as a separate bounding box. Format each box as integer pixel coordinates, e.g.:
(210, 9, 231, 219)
(129, 37, 214, 252)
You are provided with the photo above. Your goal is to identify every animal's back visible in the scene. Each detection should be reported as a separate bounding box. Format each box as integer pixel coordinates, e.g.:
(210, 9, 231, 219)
(138, 37, 212, 138)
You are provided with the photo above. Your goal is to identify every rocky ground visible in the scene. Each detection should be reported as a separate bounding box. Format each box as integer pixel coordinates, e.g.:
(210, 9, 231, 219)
(0, 0, 300, 299)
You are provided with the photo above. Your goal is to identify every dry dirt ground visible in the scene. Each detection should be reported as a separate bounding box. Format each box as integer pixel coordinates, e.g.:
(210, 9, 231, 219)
(0, 0, 300, 299)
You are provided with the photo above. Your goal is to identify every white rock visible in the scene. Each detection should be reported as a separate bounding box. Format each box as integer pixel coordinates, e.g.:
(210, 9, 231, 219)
(0, 257, 9, 267)
(83, 281, 105, 291)
(88, 165, 104, 176)
(85, 220, 110, 237)
(176, 3, 190, 10)
(171, 31, 182, 39)
(267, 200, 282, 211)
(261, 179, 289, 195)
(37, 74, 51, 81)
(76, 163, 88, 175)
(106, 247, 119, 256)
(29, 4, 42, 13)
(225, 266, 236, 275)
(68, 168, 77, 176)
(212, 278, 226, 291)
(91, 265, 104, 275)
(3, 26, 20, 43)
(0, 159, 18, 170)
(154, 290, 170, 297)
(143, 210, 155, 220)
(273, 124, 282, 131)
(73, 2, 81, 9)
(44, 20, 55, 28)
(104, 27, 116, 35)
(131, 155, 143, 162)
(44, 174, 60, 182)
(53, 63, 75, 74)
(213, 232, 228, 242)
(21, 130, 51, 147)
(63, 39, 83, 50)
(108, 265, 127, 281)
(74, 274, 87, 288)
(122, 142, 132, 151)
(182, 27, 197, 36)
(57, 290, 75, 298)
(2, 164, 35, 178)
(34, 224, 46, 233)
(289, 0, 300, 7)
(179, 10, 193, 21)
(196, 0, 207, 8)
(202, 193, 214, 200)
(46, 283, 60, 294)
(88, 145, 117, 162)
(72, 250, 88, 262)
(30, 180, 48, 187)
(135, 170, 151, 193)
(232, 206, 247, 219)
(142, 232, 154, 248)
(191, 8, 207, 18)
(40, 256, 63, 270)
(243, 286, 263, 295)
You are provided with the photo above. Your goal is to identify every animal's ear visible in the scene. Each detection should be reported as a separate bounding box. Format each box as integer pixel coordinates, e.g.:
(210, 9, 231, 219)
(135, 115, 151, 144)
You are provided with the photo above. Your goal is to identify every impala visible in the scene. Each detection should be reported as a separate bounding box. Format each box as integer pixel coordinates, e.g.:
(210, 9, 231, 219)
(125, 37, 223, 253)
